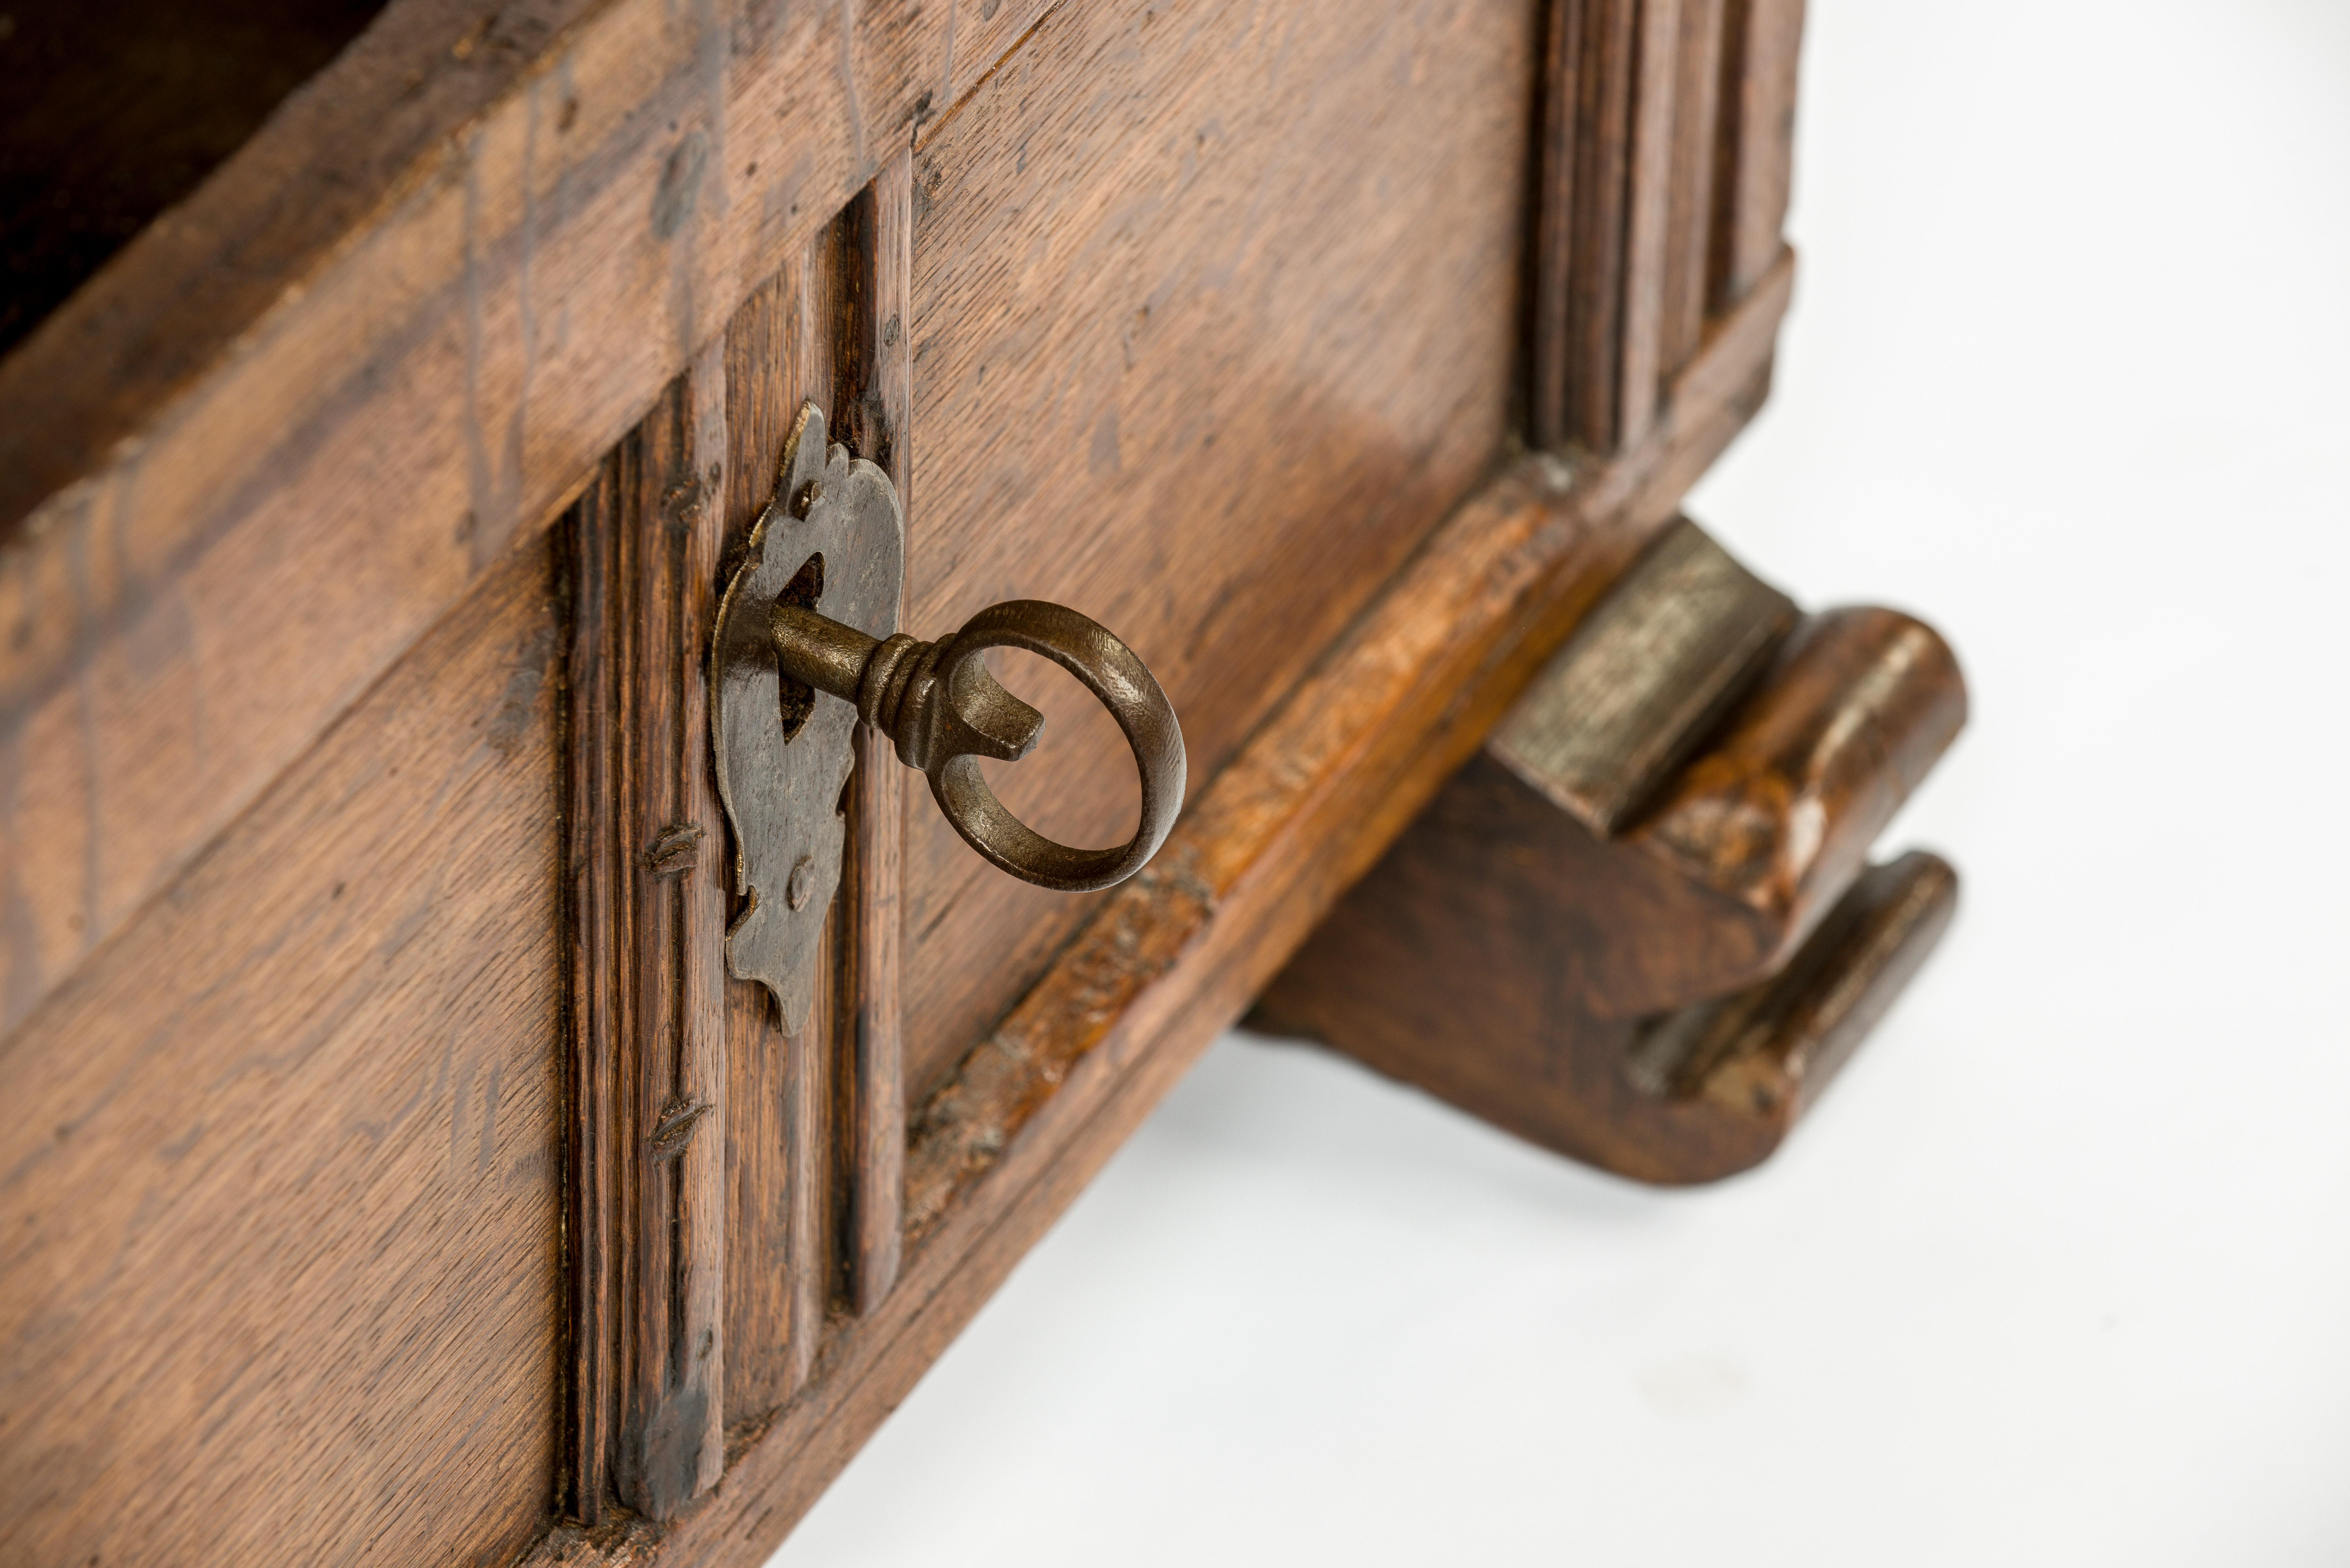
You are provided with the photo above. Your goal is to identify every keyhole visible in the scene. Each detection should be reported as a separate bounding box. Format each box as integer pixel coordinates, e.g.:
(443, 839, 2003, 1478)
(777, 553, 824, 741)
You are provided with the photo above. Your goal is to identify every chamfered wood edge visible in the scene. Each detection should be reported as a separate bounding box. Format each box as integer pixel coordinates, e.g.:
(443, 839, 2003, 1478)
(517, 243, 1794, 1568)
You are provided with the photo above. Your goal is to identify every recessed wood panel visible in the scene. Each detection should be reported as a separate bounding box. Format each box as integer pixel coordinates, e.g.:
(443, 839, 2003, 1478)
(900, 0, 1542, 1095)
(0, 545, 565, 1566)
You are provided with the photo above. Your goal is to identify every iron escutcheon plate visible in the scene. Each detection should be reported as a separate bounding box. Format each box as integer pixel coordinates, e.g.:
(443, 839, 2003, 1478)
(710, 403, 903, 1033)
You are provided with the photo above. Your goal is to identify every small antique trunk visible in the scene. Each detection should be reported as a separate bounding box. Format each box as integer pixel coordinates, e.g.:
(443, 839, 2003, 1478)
(0, 0, 1956, 1562)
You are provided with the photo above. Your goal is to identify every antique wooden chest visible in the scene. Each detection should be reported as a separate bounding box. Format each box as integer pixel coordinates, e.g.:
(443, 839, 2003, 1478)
(0, 0, 1960, 1561)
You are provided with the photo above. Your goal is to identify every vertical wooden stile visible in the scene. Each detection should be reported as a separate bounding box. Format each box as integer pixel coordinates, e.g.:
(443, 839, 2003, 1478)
(1711, 0, 1805, 309)
(1529, 0, 1667, 456)
(845, 148, 913, 1315)
(717, 156, 913, 1423)
(564, 461, 618, 1525)
(1528, 0, 1580, 452)
(1534, 0, 1761, 454)
(677, 338, 732, 1493)
(777, 215, 838, 1398)
(1614, 0, 1684, 452)
(565, 366, 729, 1522)
(1657, 0, 1726, 384)
(720, 268, 808, 1425)
(1564, 0, 1640, 453)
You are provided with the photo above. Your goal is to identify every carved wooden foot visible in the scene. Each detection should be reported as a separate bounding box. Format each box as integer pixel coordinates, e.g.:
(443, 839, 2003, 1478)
(1253, 517, 1967, 1185)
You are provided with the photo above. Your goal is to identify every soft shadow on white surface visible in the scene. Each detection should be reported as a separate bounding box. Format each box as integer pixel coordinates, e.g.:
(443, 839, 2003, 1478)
(777, 0, 2350, 1561)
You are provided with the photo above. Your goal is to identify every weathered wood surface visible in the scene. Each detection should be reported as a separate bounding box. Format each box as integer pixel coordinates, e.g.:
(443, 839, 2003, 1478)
(1261, 788, 1959, 1182)
(1619, 604, 1965, 1006)
(1254, 521, 1966, 1185)
(565, 369, 730, 1522)
(522, 234, 1794, 1568)
(1487, 516, 1793, 836)
(714, 266, 810, 1433)
(0, 540, 565, 1567)
(1630, 851, 1959, 1124)
(0, 0, 1820, 1557)
(0, 0, 1048, 1044)
(898, 0, 1543, 1101)
(834, 151, 912, 1323)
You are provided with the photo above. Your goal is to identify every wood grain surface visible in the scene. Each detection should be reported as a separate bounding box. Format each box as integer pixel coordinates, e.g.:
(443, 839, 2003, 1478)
(1657, 0, 1727, 380)
(565, 369, 730, 1522)
(1713, 0, 1805, 308)
(715, 259, 836, 1429)
(0, 0, 1046, 1047)
(0, 0, 1821, 1556)
(714, 154, 912, 1431)
(520, 234, 1794, 1568)
(1614, 0, 1684, 453)
(0, 539, 566, 1567)
(1529, 0, 1793, 452)
(714, 266, 813, 1431)
(897, 0, 1542, 1101)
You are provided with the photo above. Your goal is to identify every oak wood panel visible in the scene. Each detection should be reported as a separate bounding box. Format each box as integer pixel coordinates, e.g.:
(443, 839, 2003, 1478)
(898, 0, 1542, 1100)
(0, 541, 565, 1566)
(0, 0, 1043, 1045)
(521, 248, 1793, 1568)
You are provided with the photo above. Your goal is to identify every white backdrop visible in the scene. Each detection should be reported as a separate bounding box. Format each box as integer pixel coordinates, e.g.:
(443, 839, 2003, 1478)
(777, 0, 2350, 1560)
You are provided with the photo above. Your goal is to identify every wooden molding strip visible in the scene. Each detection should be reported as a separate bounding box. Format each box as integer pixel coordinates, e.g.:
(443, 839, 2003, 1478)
(1711, 0, 1806, 309)
(564, 365, 730, 1524)
(1529, 0, 1794, 456)
(523, 239, 1795, 1568)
